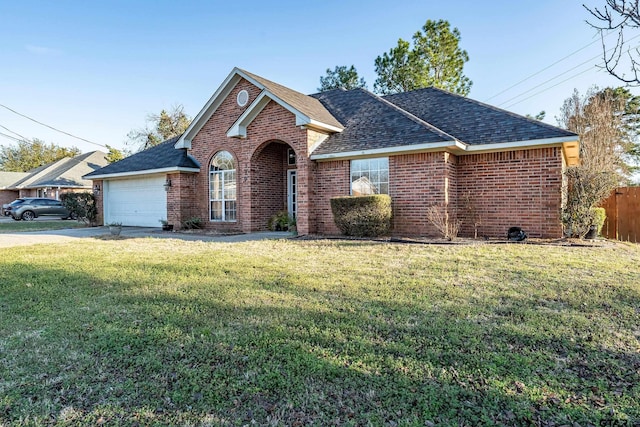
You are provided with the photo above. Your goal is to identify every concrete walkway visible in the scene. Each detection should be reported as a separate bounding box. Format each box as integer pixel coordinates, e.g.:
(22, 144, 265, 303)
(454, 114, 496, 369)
(0, 222, 292, 248)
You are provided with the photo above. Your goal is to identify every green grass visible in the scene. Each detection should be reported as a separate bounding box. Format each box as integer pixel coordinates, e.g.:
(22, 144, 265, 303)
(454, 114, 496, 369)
(1, 239, 639, 426)
(0, 220, 86, 233)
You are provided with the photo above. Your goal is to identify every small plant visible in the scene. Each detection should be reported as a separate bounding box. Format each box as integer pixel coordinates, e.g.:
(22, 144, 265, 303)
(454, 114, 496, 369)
(330, 195, 392, 237)
(426, 204, 460, 241)
(268, 211, 291, 231)
(107, 222, 122, 227)
(159, 219, 169, 226)
(182, 217, 203, 230)
(461, 191, 482, 239)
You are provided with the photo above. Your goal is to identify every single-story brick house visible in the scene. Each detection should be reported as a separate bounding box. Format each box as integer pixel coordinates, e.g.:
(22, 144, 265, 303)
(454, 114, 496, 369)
(86, 67, 579, 238)
(1, 151, 108, 203)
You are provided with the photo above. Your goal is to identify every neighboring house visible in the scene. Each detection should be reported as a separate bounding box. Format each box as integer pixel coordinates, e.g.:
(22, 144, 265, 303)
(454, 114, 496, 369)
(0, 171, 29, 207)
(3, 151, 108, 200)
(86, 67, 579, 238)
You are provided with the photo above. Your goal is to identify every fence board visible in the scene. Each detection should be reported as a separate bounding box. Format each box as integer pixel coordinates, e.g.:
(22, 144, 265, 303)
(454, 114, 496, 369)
(601, 187, 640, 243)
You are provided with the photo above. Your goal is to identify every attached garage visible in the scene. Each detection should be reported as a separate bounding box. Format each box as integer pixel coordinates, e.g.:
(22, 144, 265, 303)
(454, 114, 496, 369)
(104, 176, 167, 226)
(83, 137, 201, 228)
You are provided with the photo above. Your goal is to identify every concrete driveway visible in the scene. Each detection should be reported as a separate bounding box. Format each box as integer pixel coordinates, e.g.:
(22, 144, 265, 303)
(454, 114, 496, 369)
(0, 218, 291, 248)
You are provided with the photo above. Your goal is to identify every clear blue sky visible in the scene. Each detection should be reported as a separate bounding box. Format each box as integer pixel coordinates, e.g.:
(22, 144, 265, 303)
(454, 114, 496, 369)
(0, 0, 634, 154)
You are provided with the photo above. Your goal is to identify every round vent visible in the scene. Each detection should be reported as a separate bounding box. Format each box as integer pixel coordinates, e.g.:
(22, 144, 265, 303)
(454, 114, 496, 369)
(237, 90, 249, 107)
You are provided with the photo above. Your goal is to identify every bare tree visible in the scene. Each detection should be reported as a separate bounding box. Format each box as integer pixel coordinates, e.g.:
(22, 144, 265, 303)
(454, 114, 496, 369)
(558, 87, 630, 237)
(584, 0, 640, 84)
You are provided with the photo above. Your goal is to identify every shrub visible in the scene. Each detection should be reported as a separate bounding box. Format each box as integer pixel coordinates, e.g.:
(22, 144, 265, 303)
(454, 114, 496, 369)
(60, 192, 97, 226)
(330, 195, 392, 237)
(267, 211, 292, 231)
(182, 217, 203, 230)
(591, 207, 606, 236)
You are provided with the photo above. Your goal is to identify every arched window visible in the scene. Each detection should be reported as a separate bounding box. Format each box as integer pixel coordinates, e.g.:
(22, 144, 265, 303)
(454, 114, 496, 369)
(210, 151, 236, 221)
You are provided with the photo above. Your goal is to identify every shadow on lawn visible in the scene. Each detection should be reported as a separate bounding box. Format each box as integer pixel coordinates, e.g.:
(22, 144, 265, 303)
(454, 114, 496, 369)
(1, 260, 638, 426)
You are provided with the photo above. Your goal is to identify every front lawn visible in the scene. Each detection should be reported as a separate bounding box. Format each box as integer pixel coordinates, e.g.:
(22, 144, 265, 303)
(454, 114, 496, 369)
(0, 239, 638, 426)
(0, 219, 86, 233)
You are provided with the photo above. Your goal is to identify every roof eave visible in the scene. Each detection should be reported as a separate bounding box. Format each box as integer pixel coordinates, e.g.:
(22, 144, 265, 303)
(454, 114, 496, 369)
(310, 140, 461, 161)
(84, 166, 201, 180)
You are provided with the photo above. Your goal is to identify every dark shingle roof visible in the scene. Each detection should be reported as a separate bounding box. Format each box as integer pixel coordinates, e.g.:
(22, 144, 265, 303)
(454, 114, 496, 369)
(383, 87, 576, 145)
(310, 88, 455, 155)
(240, 69, 344, 130)
(84, 136, 200, 177)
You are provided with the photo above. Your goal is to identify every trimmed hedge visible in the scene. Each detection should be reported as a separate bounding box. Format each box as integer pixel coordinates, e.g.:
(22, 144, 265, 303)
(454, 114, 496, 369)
(330, 195, 392, 237)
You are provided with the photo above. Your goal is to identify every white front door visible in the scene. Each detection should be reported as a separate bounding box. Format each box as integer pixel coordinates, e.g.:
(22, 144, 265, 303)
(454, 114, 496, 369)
(287, 170, 297, 219)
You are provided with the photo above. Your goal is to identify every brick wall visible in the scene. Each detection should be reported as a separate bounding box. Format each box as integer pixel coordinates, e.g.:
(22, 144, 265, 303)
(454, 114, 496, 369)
(0, 190, 19, 208)
(166, 173, 198, 229)
(390, 152, 453, 237)
(313, 159, 350, 234)
(312, 148, 563, 238)
(456, 147, 564, 238)
(178, 78, 314, 234)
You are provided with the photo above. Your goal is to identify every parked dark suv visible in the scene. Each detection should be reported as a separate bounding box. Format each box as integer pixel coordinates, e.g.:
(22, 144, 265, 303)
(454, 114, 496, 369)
(8, 198, 74, 221)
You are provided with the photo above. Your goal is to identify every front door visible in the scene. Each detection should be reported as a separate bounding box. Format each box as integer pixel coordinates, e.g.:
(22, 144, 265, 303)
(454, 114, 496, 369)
(287, 170, 297, 219)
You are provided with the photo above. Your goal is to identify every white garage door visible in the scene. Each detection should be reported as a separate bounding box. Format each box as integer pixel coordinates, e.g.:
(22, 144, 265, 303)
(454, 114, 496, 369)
(104, 176, 167, 226)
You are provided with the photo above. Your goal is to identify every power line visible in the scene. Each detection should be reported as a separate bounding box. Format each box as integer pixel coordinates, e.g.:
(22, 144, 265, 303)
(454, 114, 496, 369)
(0, 131, 23, 143)
(0, 123, 29, 141)
(496, 35, 640, 108)
(503, 66, 604, 110)
(497, 52, 605, 107)
(0, 103, 106, 148)
(485, 30, 617, 102)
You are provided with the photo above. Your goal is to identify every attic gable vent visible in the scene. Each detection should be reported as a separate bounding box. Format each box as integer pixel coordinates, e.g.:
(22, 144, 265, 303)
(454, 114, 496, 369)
(237, 90, 249, 107)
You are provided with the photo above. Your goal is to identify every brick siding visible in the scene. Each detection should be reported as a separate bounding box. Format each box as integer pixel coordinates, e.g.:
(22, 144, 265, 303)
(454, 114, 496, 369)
(456, 147, 564, 238)
(168, 77, 565, 239)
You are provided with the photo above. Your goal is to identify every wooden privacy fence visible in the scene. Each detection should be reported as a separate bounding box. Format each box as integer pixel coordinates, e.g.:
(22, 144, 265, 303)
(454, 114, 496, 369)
(601, 187, 640, 243)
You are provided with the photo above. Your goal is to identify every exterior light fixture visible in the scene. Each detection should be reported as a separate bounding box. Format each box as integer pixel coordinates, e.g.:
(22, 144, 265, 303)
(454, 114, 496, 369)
(164, 178, 172, 191)
(93, 184, 101, 195)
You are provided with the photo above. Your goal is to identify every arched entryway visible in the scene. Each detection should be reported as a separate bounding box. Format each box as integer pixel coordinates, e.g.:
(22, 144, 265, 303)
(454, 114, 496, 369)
(250, 140, 297, 231)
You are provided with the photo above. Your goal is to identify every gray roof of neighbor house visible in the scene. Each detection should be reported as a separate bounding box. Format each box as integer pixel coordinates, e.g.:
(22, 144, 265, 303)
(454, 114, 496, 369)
(310, 88, 457, 156)
(8, 151, 108, 189)
(84, 136, 200, 178)
(0, 171, 29, 189)
(382, 87, 576, 145)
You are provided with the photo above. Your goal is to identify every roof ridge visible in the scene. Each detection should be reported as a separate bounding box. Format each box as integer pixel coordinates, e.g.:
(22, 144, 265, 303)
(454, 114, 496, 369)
(361, 88, 460, 142)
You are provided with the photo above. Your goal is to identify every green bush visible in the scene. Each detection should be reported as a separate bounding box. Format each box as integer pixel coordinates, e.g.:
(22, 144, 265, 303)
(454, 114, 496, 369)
(60, 192, 96, 225)
(591, 207, 606, 236)
(267, 211, 292, 231)
(330, 195, 392, 237)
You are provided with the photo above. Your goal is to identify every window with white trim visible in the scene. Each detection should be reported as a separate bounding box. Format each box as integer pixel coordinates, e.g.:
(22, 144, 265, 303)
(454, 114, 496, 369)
(210, 151, 237, 221)
(350, 157, 389, 195)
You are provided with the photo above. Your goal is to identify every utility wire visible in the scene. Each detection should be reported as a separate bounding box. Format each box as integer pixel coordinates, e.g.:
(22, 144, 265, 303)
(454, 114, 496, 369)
(0, 123, 29, 141)
(497, 35, 640, 108)
(0, 103, 106, 148)
(497, 53, 605, 107)
(0, 131, 23, 143)
(503, 65, 606, 109)
(485, 30, 616, 102)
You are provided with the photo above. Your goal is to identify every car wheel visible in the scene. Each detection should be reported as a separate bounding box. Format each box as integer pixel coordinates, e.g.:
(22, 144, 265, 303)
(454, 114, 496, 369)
(21, 211, 36, 221)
